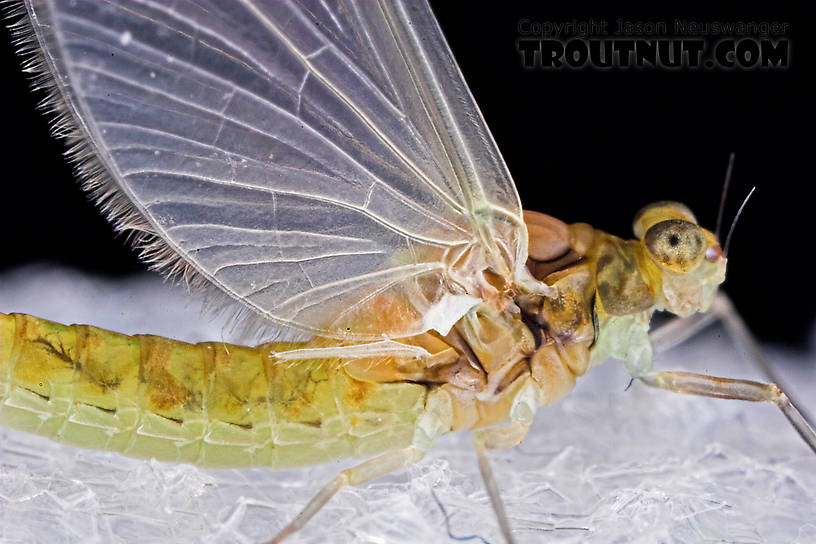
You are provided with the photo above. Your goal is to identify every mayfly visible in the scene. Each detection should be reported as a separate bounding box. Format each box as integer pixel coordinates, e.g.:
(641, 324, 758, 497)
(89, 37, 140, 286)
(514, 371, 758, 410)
(1, 1, 814, 543)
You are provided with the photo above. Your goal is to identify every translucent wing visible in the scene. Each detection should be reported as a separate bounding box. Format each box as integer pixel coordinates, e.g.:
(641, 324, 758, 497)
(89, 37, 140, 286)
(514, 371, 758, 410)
(18, 0, 530, 339)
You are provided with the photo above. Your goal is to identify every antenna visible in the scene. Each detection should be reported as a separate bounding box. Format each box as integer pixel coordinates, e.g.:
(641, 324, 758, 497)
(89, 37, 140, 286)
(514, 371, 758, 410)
(723, 186, 756, 257)
(715, 152, 735, 241)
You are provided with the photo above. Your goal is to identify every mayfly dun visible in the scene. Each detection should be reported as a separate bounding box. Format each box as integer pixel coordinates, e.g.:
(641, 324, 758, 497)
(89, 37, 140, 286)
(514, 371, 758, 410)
(1, 2, 815, 543)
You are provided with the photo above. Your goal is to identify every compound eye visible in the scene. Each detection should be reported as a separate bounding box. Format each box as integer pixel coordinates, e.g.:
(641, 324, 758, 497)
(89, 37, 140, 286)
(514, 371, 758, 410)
(644, 219, 706, 273)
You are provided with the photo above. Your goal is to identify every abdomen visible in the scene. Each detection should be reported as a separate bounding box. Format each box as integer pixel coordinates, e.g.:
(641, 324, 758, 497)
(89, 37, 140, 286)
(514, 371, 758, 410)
(0, 313, 427, 469)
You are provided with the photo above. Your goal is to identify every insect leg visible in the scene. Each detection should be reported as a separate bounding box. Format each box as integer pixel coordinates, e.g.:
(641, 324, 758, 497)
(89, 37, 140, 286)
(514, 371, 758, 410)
(651, 293, 775, 376)
(649, 293, 814, 424)
(709, 293, 789, 394)
(648, 308, 718, 355)
(472, 421, 530, 544)
(270, 387, 454, 543)
(268, 446, 424, 543)
(639, 371, 816, 454)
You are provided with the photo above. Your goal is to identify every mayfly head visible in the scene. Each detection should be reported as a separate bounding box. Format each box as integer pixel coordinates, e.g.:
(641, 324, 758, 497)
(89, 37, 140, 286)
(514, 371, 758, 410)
(633, 201, 726, 317)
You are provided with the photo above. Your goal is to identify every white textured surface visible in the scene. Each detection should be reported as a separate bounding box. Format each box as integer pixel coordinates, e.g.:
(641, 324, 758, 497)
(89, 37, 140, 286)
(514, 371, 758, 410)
(1, 266, 815, 544)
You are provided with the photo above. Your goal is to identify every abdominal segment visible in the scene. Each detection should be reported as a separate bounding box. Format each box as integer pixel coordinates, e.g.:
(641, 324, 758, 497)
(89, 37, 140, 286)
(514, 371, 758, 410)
(0, 313, 426, 469)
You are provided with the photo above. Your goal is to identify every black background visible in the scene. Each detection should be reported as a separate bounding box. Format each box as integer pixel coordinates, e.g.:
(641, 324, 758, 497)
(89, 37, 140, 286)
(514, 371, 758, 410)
(1, 4, 812, 346)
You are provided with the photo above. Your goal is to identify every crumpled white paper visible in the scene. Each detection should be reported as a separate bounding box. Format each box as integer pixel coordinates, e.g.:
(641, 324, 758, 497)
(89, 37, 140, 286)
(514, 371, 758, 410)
(1, 265, 814, 543)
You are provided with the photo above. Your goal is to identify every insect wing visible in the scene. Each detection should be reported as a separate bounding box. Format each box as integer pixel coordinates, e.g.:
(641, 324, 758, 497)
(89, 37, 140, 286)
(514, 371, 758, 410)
(20, 0, 528, 339)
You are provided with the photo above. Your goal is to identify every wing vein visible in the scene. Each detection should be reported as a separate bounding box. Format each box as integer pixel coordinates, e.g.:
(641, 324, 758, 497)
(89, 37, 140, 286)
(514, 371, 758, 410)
(237, 0, 466, 215)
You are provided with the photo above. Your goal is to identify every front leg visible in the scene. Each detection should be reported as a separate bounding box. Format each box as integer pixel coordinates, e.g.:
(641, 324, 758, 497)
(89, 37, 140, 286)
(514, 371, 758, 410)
(649, 292, 815, 432)
(640, 371, 816, 454)
(651, 293, 794, 390)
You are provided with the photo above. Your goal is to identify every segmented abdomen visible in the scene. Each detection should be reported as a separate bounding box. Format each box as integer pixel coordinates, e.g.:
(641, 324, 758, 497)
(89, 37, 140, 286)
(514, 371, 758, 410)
(0, 313, 427, 468)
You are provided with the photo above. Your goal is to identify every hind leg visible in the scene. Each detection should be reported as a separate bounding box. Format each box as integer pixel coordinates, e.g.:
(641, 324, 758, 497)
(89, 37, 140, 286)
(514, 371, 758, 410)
(268, 446, 425, 543)
(268, 387, 454, 543)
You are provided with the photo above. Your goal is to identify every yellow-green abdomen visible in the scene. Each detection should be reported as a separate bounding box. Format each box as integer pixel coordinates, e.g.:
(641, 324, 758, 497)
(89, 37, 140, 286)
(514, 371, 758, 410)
(0, 313, 427, 469)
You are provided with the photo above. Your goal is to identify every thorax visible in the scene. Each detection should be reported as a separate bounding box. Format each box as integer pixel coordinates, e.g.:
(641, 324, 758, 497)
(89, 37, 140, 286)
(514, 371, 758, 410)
(343, 215, 658, 433)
